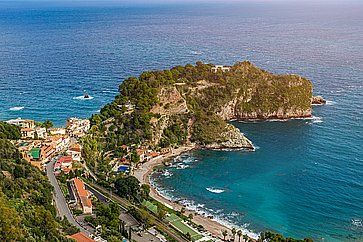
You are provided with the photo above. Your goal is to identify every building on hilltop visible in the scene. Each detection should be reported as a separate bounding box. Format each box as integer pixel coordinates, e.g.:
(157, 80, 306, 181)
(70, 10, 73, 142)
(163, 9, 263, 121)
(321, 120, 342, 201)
(6, 118, 47, 139)
(6, 118, 35, 129)
(211, 65, 231, 73)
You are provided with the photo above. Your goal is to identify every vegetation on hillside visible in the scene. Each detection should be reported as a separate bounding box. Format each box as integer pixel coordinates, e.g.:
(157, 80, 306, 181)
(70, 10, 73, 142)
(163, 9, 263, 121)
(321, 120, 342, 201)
(0, 139, 77, 241)
(0, 121, 21, 140)
(84, 61, 313, 175)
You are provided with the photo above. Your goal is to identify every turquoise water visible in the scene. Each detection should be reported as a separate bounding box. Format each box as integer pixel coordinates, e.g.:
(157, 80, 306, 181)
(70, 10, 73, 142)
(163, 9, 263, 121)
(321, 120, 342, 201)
(0, 2, 362, 241)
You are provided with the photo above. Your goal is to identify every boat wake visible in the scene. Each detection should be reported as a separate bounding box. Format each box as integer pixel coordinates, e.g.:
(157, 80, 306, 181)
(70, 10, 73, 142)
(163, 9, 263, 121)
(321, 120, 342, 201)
(73, 95, 94, 100)
(325, 100, 336, 106)
(206, 187, 225, 194)
(9, 106, 24, 111)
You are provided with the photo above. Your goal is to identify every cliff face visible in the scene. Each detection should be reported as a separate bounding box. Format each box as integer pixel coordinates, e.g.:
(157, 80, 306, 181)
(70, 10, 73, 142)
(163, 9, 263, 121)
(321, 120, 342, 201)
(185, 62, 313, 121)
(94, 61, 314, 150)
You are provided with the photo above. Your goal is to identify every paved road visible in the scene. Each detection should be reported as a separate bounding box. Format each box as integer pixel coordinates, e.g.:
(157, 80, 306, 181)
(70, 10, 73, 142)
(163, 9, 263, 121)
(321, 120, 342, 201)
(45, 158, 90, 235)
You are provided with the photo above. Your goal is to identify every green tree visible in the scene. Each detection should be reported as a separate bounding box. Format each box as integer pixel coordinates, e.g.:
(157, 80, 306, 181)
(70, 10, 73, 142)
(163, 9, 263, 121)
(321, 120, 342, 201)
(0, 192, 24, 241)
(42, 120, 54, 129)
(114, 176, 141, 202)
(0, 122, 21, 139)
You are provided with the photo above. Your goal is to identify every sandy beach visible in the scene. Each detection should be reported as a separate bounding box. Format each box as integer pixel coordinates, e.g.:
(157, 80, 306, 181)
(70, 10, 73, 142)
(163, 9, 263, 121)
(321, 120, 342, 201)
(133, 145, 250, 241)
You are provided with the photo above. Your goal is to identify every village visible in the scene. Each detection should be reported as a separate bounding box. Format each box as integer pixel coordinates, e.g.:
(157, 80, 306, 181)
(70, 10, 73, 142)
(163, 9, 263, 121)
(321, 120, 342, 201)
(4, 117, 176, 242)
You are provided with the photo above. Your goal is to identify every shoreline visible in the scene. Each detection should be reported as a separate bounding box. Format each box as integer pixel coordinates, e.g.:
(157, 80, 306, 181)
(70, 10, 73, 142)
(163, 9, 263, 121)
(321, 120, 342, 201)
(134, 145, 257, 241)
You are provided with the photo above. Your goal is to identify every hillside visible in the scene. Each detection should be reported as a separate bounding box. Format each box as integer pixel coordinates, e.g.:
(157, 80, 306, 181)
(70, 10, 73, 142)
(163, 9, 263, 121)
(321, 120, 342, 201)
(0, 125, 77, 241)
(90, 61, 313, 152)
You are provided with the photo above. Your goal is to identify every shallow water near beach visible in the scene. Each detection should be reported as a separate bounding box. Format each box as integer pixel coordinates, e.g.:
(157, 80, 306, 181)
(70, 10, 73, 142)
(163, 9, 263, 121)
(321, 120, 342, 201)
(0, 1, 362, 241)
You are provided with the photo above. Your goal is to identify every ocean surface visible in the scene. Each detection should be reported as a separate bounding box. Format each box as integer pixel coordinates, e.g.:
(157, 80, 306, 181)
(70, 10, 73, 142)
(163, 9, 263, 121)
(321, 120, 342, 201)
(0, 1, 362, 241)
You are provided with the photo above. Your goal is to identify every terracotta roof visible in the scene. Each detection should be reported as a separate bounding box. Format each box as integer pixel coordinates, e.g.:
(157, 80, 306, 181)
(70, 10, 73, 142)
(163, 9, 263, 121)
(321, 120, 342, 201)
(68, 232, 95, 242)
(70, 144, 81, 152)
(58, 156, 72, 163)
(21, 128, 34, 132)
(148, 152, 159, 158)
(73, 178, 92, 209)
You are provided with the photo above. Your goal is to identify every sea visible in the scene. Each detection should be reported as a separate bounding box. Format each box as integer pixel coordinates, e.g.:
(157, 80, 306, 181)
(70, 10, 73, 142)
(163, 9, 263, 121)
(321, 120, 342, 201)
(0, 1, 362, 241)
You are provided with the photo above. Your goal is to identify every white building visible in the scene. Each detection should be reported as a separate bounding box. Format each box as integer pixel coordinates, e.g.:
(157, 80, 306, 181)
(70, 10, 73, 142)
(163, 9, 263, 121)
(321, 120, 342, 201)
(35, 127, 47, 139)
(211, 65, 231, 73)
(66, 118, 90, 138)
(6, 118, 35, 129)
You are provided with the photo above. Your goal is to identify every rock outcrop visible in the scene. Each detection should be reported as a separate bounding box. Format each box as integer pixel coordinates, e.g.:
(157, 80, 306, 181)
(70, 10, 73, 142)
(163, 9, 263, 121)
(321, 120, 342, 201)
(312, 95, 326, 105)
(203, 123, 254, 150)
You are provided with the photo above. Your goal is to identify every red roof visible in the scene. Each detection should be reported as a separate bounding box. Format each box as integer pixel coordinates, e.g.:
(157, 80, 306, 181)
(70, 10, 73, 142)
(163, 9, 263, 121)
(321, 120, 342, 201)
(58, 156, 72, 163)
(68, 232, 95, 242)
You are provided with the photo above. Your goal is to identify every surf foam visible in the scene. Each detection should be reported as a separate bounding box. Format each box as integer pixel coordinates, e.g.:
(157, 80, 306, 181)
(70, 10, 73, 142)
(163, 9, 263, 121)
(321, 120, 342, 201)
(9, 106, 24, 111)
(206, 187, 225, 194)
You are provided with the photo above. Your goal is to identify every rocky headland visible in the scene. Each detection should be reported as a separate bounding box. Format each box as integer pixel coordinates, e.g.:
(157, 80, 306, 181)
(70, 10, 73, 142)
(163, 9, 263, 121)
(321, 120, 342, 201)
(91, 61, 321, 151)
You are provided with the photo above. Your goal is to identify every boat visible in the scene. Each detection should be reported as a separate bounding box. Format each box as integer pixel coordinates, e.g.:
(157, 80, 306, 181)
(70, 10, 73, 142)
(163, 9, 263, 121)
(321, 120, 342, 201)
(84, 91, 90, 99)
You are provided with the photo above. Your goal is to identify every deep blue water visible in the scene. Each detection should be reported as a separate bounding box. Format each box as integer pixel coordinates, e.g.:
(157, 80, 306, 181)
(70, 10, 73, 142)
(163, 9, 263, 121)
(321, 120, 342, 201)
(0, 2, 362, 241)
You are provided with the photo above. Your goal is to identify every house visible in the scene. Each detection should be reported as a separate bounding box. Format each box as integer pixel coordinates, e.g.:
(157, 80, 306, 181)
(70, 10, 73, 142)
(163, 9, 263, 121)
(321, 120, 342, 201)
(48, 127, 66, 136)
(160, 147, 172, 155)
(21, 128, 35, 139)
(67, 144, 82, 162)
(136, 148, 148, 162)
(35, 127, 47, 139)
(71, 178, 92, 214)
(147, 151, 160, 159)
(68, 232, 95, 242)
(41, 144, 55, 161)
(48, 135, 70, 152)
(66, 118, 90, 138)
(211, 65, 231, 73)
(6, 118, 35, 129)
(54, 156, 73, 174)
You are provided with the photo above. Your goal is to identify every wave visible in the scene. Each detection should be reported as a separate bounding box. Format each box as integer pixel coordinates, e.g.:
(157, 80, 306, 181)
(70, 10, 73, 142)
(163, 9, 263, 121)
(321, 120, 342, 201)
(101, 90, 118, 94)
(351, 218, 362, 228)
(73, 95, 94, 100)
(191, 50, 202, 55)
(325, 100, 336, 106)
(9, 106, 24, 111)
(151, 180, 259, 240)
(312, 116, 323, 124)
(176, 164, 190, 170)
(206, 187, 225, 194)
(162, 170, 173, 178)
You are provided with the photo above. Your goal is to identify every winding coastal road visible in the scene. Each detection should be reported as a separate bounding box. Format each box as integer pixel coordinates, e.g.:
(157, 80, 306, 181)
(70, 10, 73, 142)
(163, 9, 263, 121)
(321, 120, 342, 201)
(45, 158, 90, 235)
